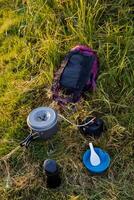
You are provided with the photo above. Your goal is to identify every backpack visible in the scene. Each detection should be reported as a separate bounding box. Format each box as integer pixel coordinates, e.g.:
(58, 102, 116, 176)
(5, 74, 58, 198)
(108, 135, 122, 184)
(52, 45, 99, 105)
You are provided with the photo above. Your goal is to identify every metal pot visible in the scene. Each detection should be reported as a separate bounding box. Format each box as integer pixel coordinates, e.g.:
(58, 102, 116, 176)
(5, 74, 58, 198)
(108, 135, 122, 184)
(20, 107, 58, 147)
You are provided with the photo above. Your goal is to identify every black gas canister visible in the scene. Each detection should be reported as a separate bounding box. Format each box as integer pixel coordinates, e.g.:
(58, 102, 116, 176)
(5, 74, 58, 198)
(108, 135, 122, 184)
(79, 117, 104, 138)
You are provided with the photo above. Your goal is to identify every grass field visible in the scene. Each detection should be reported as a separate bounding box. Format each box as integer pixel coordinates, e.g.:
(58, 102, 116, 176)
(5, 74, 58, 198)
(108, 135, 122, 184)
(0, 0, 134, 199)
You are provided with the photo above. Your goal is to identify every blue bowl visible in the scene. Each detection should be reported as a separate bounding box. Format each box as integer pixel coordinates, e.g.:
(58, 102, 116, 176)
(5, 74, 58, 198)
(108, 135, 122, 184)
(83, 148, 111, 174)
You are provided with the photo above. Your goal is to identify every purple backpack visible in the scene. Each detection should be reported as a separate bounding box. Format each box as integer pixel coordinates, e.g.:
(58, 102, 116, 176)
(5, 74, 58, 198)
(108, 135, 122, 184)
(52, 45, 99, 105)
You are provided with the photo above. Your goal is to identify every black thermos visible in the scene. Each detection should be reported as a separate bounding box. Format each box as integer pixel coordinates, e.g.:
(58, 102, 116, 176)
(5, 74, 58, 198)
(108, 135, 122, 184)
(43, 159, 61, 188)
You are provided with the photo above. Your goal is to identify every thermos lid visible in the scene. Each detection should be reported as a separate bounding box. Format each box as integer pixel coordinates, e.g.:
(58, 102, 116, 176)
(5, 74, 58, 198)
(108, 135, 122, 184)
(27, 107, 57, 132)
(43, 159, 58, 173)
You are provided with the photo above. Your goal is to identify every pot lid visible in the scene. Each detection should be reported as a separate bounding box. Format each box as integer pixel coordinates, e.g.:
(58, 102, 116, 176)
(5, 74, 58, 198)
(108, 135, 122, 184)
(27, 107, 57, 131)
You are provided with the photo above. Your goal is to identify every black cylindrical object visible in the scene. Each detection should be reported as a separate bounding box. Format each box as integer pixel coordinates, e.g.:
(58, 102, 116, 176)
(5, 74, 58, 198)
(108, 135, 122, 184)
(79, 117, 104, 138)
(43, 159, 61, 188)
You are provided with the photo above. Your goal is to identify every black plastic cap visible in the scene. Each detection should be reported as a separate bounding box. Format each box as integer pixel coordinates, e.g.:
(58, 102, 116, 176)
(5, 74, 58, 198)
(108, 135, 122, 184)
(43, 159, 58, 174)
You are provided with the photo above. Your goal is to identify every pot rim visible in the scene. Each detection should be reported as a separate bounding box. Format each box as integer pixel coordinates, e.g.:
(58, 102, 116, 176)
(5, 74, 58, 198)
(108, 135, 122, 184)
(27, 107, 58, 132)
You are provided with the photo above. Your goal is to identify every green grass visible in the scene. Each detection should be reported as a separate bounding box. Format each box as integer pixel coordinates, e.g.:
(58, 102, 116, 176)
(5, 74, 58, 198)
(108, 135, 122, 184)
(0, 0, 134, 199)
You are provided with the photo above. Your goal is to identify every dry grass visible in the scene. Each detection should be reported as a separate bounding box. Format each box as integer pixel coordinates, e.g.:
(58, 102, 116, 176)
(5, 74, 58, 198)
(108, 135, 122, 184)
(0, 0, 134, 199)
